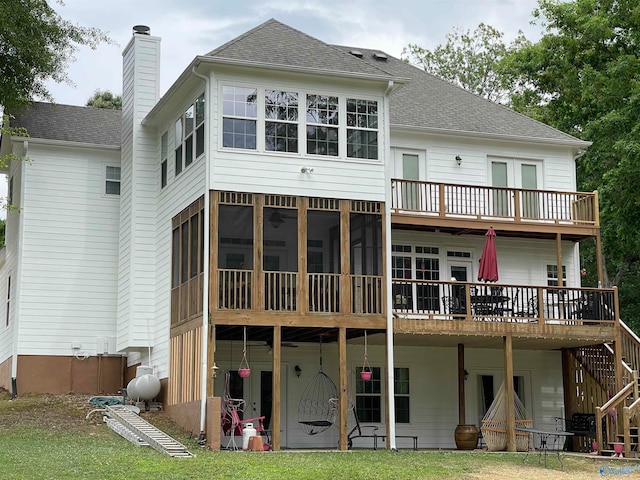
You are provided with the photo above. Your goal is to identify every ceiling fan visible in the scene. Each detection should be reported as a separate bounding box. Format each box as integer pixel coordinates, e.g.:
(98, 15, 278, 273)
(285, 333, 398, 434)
(267, 209, 296, 228)
(246, 340, 298, 349)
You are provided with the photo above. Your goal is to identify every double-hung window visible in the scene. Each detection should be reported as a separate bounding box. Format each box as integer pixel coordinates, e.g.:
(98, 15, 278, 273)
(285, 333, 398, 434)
(105, 166, 121, 195)
(265, 90, 298, 152)
(346, 98, 378, 160)
(355, 366, 382, 422)
(222, 86, 257, 149)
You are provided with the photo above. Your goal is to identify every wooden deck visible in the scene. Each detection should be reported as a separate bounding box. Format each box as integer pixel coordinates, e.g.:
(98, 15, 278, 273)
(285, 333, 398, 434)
(391, 179, 599, 239)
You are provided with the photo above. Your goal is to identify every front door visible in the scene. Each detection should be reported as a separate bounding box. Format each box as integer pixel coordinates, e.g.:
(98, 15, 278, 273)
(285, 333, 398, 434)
(248, 363, 288, 447)
(448, 259, 472, 307)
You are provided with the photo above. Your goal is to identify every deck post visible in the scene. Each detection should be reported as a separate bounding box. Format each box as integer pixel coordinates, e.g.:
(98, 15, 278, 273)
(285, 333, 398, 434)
(271, 325, 281, 451)
(614, 288, 624, 392)
(504, 334, 516, 452)
(338, 327, 348, 450)
(458, 343, 465, 425)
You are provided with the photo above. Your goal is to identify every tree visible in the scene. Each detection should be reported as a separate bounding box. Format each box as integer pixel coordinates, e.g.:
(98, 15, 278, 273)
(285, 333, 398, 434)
(86, 90, 122, 110)
(0, 0, 111, 113)
(402, 23, 526, 104)
(502, 0, 640, 328)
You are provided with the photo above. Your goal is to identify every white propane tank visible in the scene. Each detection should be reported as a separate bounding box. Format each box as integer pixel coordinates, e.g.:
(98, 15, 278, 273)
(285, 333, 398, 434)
(135, 374, 161, 401)
(242, 423, 257, 450)
(126, 377, 139, 401)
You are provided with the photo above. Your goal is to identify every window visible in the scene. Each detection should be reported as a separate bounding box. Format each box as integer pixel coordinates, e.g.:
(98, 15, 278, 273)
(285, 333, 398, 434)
(265, 90, 298, 152)
(547, 264, 567, 287)
(223, 86, 257, 149)
(175, 94, 206, 175)
(306, 95, 338, 156)
(5, 276, 10, 327)
(346, 98, 378, 160)
(160, 132, 168, 188)
(394, 367, 410, 423)
(356, 366, 381, 422)
(392, 245, 440, 312)
(222, 86, 378, 160)
(105, 166, 121, 195)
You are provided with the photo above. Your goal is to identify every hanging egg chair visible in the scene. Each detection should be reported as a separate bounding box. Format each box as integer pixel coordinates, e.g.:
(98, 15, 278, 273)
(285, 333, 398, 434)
(298, 336, 338, 435)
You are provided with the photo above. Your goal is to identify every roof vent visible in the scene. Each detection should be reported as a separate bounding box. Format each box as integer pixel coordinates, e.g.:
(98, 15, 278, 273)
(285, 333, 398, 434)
(373, 52, 388, 61)
(349, 50, 364, 58)
(132, 25, 150, 36)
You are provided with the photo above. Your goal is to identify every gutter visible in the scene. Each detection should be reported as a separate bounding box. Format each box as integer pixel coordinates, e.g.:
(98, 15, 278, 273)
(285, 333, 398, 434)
(191, 64, 211, 442)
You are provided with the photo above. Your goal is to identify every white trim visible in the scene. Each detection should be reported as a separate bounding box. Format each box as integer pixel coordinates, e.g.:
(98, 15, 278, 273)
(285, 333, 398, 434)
(9, 136, 120, 151)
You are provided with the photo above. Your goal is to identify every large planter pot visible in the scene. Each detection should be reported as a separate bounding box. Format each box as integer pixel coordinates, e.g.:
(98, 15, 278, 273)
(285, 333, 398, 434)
(454, 424, 479, 450)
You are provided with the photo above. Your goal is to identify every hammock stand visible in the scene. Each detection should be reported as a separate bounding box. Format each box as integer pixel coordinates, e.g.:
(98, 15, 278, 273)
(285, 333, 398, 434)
(480, 380, 533, 451)
(298, 336, 338, 435)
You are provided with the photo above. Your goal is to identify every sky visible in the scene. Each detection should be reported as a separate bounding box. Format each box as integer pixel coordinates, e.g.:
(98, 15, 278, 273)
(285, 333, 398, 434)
(46, 0, 545, 106)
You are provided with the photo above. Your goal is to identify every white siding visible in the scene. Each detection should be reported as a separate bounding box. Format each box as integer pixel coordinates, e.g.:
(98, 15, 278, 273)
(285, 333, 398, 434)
(0, 147, 24, 375)
(391, 132, 576, 192)
(16, 144, 120, 356)
(213, 342, 563, 449)
(118, 33, 162, 352)
(209, 71, 389, 201)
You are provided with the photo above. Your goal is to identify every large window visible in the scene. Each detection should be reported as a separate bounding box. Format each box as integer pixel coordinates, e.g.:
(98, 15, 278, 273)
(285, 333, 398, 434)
(392, 245, 440, 312)
(223, 86, 257, 149)
(547, 264, 567, 287)
(222, 85, 378, 159)
(175, 94, 205, 175)
(347, 98, 378, 160)
(265, 90, 298, 152)
(306, 95, 338, 156)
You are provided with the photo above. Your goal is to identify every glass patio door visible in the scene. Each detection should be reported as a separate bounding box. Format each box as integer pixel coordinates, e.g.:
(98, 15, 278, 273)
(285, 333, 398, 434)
(490, 158, 541, 219)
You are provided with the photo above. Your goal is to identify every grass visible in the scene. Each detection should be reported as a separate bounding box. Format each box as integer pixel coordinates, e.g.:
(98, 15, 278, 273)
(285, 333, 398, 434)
(0, 391, 626, 479)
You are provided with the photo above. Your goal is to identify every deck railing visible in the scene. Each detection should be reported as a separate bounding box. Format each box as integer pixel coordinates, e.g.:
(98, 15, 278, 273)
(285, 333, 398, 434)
(309, 273, 340, 312)
(265, 271, 297, 311)
(391, 179, 597, 226)
(392, 279, 616, 325)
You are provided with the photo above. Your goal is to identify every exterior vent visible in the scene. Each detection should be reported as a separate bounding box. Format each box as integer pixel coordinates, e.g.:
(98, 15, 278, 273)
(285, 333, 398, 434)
(373, 52, 388, 61)
(132, 25, 150, 36)
(349, 50, 364, 58)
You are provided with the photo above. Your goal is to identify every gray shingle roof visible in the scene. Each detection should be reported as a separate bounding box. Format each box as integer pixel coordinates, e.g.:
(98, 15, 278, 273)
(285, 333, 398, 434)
(10, 102, 121, 146)
(332, 45, 584, 145)
(206, 19, 395, 80)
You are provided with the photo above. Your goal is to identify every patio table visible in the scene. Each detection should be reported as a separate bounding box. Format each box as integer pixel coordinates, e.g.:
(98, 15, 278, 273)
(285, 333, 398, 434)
(517, 427, 574, 468)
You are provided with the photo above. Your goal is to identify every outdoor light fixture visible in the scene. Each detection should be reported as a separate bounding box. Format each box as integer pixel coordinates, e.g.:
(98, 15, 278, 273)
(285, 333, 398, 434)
(295, 365, 302, 378)
(455, 155, 462, 166)
(300, 166, 314, 174)
(464, 369, 469, 381)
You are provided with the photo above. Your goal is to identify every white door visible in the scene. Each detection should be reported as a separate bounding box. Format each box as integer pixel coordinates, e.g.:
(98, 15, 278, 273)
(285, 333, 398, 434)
(247, 362, 288, 447)
(447, 258, 472, 308)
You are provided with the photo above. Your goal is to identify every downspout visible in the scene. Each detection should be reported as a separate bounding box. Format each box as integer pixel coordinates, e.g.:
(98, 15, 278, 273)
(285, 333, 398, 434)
(10, 140, 27, 398)
(383, 81, 397, 450)
(192, 64, 211, 439)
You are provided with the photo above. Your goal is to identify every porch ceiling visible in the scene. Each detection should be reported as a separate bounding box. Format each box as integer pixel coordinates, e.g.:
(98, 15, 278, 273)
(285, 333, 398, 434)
(215, 325, 605, 351)
(360, 332, 606, 351)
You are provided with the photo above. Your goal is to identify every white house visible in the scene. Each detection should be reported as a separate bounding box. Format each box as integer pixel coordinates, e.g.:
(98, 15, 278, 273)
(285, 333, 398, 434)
(1, 19, 636, 454)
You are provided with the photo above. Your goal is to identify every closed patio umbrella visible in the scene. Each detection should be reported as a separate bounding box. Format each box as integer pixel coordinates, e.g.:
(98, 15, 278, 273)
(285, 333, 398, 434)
(478, 227, 499, 282)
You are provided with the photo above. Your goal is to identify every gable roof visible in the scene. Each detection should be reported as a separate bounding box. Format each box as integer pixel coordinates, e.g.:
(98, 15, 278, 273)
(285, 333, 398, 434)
(205, 19, 398, 81)
(332, 45, 587, 147)
(10, 102, 121, 147)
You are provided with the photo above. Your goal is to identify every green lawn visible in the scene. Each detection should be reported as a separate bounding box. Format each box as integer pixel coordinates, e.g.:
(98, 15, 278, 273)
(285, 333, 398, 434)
(0, 393, 621, 479)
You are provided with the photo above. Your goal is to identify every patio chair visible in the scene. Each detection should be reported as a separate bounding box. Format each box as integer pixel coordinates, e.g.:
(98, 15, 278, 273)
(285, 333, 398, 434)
(442, 296, 465, 315)
(512, 295, 538, 319)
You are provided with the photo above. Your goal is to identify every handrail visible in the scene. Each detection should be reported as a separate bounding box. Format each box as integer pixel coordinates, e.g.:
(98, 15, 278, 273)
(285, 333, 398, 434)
(596, 379, 636, 455)
(390, 178, 597, 225)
